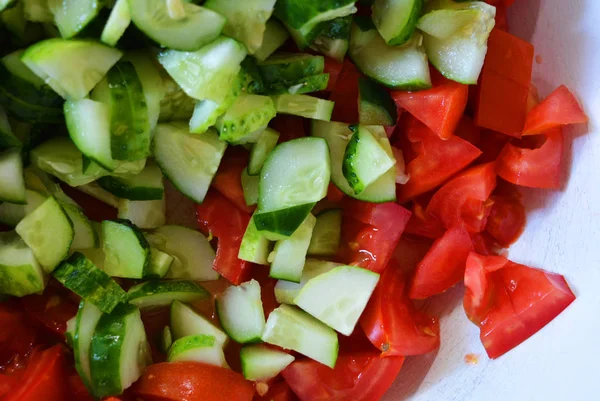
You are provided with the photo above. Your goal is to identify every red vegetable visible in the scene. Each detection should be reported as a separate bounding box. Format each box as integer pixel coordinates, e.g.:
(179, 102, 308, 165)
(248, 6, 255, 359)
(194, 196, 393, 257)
(0, 302, 38, 369)
(485, 192, 526, 247)
(329, 60, 360, 123)
(404, 201, 445, 239)
(323, 58, 343, 92)
(254, 381, 297, 401)
(522, 85, 588, 135)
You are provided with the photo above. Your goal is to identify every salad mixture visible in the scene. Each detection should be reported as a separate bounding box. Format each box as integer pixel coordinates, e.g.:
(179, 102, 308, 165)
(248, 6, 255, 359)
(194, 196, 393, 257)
(0, 0, 590, 400)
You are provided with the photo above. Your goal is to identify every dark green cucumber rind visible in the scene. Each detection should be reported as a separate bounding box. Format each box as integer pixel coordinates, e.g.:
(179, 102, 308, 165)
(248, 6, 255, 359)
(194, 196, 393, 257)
(0, 120, 21, 151)
(216, 95, 276, 143)
(96, 177, 163, 201)
(254, 203, 315, 238)
(274, 0, 356, 30)
(310, 16, 351, 61)
(106, 61, 151, 161)
(240, 57, 266, 94)
(0, 85, 64, 124)
(316, 15, 351, 40)
(53, 252, 127, 314)
(103, 219, 151, 278)
(373, 0, 423, 46)
(257, 53, 325, 86)
(0, 62, 63, 108)
(127, 280, 210, 307)
(358, 76, 397, 126)
(260, 73, 329, 95)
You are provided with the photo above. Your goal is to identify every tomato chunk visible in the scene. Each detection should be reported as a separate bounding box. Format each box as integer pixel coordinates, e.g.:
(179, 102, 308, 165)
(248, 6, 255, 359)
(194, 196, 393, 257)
(254, 381, 297, 401)
(324, 58, 343, 92)
(212, 148, 254, 214)
(522, 85, 588, 135)
(329, 60, 360, 124)
(404, 202, 445, 239)
(485, 192, 526, 247)
(0, 302, 38, 369)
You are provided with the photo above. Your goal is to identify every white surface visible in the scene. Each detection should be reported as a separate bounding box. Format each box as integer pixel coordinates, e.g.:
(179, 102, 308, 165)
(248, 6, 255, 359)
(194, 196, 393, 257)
(385, 1, 600, 400)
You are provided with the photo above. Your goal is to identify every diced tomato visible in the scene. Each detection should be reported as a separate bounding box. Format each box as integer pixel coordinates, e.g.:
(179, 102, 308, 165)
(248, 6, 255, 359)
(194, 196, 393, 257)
(478, 129, 511, 163)
(396, 115, 482, 202)
(132, 362, 255, 401)
(496, 127, 564, 189)
(475, 29, 534, 136)
(470, 232, 500, 256)
(68, 371, 95, 401)
(254, 381, 298, 401)
(493, 5, 509, 31)
(0, 374, 20, 398)
(426, 162, 497, 232)
(485, 193, 526, 247)
(212, 147, 255, 214)
(360, 261, 440, 356)
(269, 115, 306, 143)
(463, 253, 509, 324)
(329, 60, 360, 124)
(324, 58, 343, 92)
(454, 115, 482, 148)
(326, 182, 345, 202)
(404, 201, 445, 239)
(0, 302, 38, 369)
(60, 185, 117, 222)
(282, 353, 405, 401)
(392, 76, 468, 139)
(409, 225, 474, 299)
(522, 85, 588, 135)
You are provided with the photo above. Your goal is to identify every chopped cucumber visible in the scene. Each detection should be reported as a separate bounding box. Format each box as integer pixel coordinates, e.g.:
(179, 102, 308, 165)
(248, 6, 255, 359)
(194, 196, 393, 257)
(307, 209, 342, 257)
(248, 128, 279, 175)
(127, 280, 209, 309)
(160, 326, 173, 353)
(0, 149, 26, 204)
(269, 213, 316, 283)
(153, 123, 227, 204)
(0, 189, 46, 227)
(148, 247, 173, 278)
(21, 39, 122, 100)
(166, 0, 185, 19)
(22, 0, 53, 22)
(73, 301, 103, 391)
(240, 344, 295, 381)
(262, 73, 330, 95)
(0, 0, 15, 12)
(159, 71, 196, 123)
(63, 204, 98, 250)
(22, 167, 80, 208)
(65, 315, 76, 347)
(216, 94, 276, 143)
(272, 94, 334, 121)
(253, 19, 289, 62)
(262, 304, 338, 368)
(102, 219, 151, 279)
(417, 7, 482, 40)
(372, 0, 423, 46)
(274, 259, 341, 305)
(101, 0, 131, 46)
(117, 198, 166, 229)
(145, 225, 218, 281)
(310, 15, 351, 62)
(241, 168, 259, 206)
(98, 160, 163, 201)
(295, 265, 379, 335)
(0, 106, 21, 150)
(170, 300, 229, 347)
(53, 252, 127, 313)
(50, 0, 101, 39)
(167, 334, 228, 368)
(0, 231, 45, 297)
(77, 183, 120, 208)
(158, 37, 247, 103)
(216, 279, 265, 344)
(358, 76, 398, 126)
(258, 53, 324, 86)
(238, 215, 272, 265)
(15, 196, 73, 273)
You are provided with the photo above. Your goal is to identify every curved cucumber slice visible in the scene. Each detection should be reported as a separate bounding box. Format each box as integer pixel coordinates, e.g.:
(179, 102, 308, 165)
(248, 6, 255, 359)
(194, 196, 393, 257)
(417, 8, 482, 40)
(372, 0, 422, 46)
(307, 209, 342, 257)
(240, 344, 295, 381)
(117, 198, 166, 229)
(0, 231, 45, 297)
(62, 204, 98, 250)
(50, 0, 101, 39)
(248, 128, 279, 175)
(239, 214, 271, 265)
(73, 301, 103, 391)
(0, 189, 46, 227)
(101, 0, 131, 46)
(160, 325, 173, 353)
(148, 248, 173, 279)
(158, 72, 196, 123)
(170, 300, 229, 346)
(253, 19, 289, 62)
(102, 219, 151, 279)
(0, 149, 26, 204)
(127, 280, 209, 309)
(258, 53, 324, 86)
(98, 160, 163, 201)
(358, 76, 398, 126)
(272, 94, 334, 121)
(167, 334, 228, 368)
(216, 94, 276, 143)
(274, 259, 341, 305)
(241, 168, 259, 207)
(269, 213, 316, 283)
(216, 279, 265, 344)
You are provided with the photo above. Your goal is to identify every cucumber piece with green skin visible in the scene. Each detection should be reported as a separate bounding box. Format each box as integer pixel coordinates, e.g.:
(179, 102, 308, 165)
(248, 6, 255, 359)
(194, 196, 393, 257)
(158, 37, 247, 103)
(274, 259, 341, 304)
(216, 94, 276, 143)
(22, 0, 53, 23)
(127, 280, 209, 309)
(248, 128, 279, 175)
(0, 85, 63, 124)
(148, 247, 173, 279)
(310, 15, 351, 62)
(358, 76, 398, 126)
(97, 160, 163, 201)
(307, 209, 342, 257)
(262, 304, 338, 368)
(417, 7, 483, 40)
(63, 203, 98, 250)
(167, 334, 228, 368)
(262, 73, 330, 95)
(16, 196, 74, 273)
(349, 18, 431, 90)
(77, 183, 120, 208)
(74, 301, 103, 390)
(53, 252, 128, 313)
(0, 106, 21, 150)
(49, 0, 101, 39)
(258, 53, 325, 86)
(158, 72, 196, 123)
(254, 203, 316, 240)
(101, 0, 131, 46)
(102, 219, 151, 279)
(240, 57, 266, 94)
(238, 214, 271, 265)
(22, 166, 81, 208)
(160, 325, 173, 353)
(342, 125, 396, 194)
(372, 0, 423, 46)
(269, 213, 316, 283)
(117, 198, 166, 229)
(294, 265, 379, 336)
(129, 0, 225, 52)
(0, 149, 26, 204)
(0, 231, 45, 297)
(170, 300, 229, 347)
(241, 168, 259, 207)
(204, 0, 276, 55)
(272, 94, 334, 121)
(145, 225, 218, 281)
(89, 303, 152, 398)
(253, 19, 289, 62)
(0, 189, 45, 226)
(312, 121, 397, 202)
(0, 0, 15, 12)
(240, 344, 295, 381)
(64, 99, 115, 171)
(21, 39, 123, 100)
(216, 279, 265, 344)
(153, 123, 227, 204)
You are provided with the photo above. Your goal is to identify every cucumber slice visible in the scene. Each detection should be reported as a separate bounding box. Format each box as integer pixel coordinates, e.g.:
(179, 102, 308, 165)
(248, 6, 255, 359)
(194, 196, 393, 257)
(167, 334, 228, 368)
(0, 189, 46, 226)
(73, 301, 103, 391)
(274, 259, 341, 304)
(253, 19, 289, 62)
(272, 94, 334, 121)
(65, 315, 76, 347)
(101, 0, 131, 46)
(89, 304, 151, 398)
(204, 0, 276, 54)
(0, 231, 45, 297)
(158, 36, 247, 103)
(15, 196, 74, 273)
(358, 76, 398, 126)
(127, 280, 209, 309)
(240, 344, 295, 381)
(0, 0, 16, 12)
(372, 0, 422, 46)
(294, 265, 379, 335)
(262, 73, 330, 95)
(238, 215, 271, 265)
(0, 84, 64, 124)
(166, 0, 185, 19)
(262, 304, 338, 368)
(241, 168, 259, 206)
(53, 252, 127, 313)
(254, 203, 316, 241)
(22, 166, 80, 208)
(0, 149, 26, 204)
(160, 326, 173, 353)
(216, 279, 265, 344)
(50, 0, 101, 39)
(170, 300, 229, 347)
(0, 106, 21, 150)
(63, 204, 98, 250)
(77, 183, 120, 208)
(342, 125, 396, 194)
(102, 219, 151, 279)
(312, 121, 397, 202)
(98, 160, 163, 201)
(129, 0, 225, 51)
(145, 225, 218, 281)
(310, 16, 351, 63)
(65, 99, 115, 171)
(258, 53, 324, 86)
(216, 94, 276, 143)
(349, 18, 431, 90)
(417, 7, 482, 40)
(307, 209, 342, 257)
(158, 72, 196, 123)
(21, 39, 123, 100)
(148, 247, 173, 278)
(117, 198, 166, 229)
(269, 213, 316, 283)
(154, 123, 227, 204)
(248, 128, 279, 175)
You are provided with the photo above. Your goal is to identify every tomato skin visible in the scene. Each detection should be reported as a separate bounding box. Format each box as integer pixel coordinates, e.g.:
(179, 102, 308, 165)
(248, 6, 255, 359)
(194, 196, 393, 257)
(282, 353, 405, 401)
(323, 58, 343, 92)
(522, 85, 588, 135)
(327, 182, 345, 202)
(463, 253, 509, 324)
(484, 193, 526, 247)
(132, 362, 255, 401)
(329, 60, 360, 124)
(269, 115, 306, 143)
(212, 148, 255, 214)
(404, 202, 445, 239)
(254, 381, 298, 401)
(0, 302, 38, 369)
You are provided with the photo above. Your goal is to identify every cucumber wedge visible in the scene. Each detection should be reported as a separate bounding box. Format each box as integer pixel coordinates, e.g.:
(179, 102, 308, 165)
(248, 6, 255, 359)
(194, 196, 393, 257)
(269, 213, 316, 283)
(240, 344, 295, 381)
(0, 189, 46, 227)
(272, 94, 334, 121)
(102, 219, 151, 279)
(0, 231, 45, 297)
(274, 259, 341, 305)
(372, 0, 423, 46)
(258, 53, 324, 86)
(63, 204, 98, 250)
(248, 128, 279, 175)
(160, 326, 173, 353)
(73, 301, 103, 391)
(50, 0, 101, 39)
(238, 215, 271, 265)
(117, 198, 166, 229)
(170, 300, 229, 346)
(216, 94, 276, 143)
(241, 168, 259, 206)
(307, 209, 342, 257)
(310, 16, 352, 62)
(101, 0, 131, 46)
(358, 76, 398, 126)
(167, 334, 228, 368)
(0, 106, 21, 150)
(148, 248, 173, 278)
(98, 160, 163, 201)
(127, 280, 209, 309)
(0, 149, 26, 204)
(262, 73, 330, 95)
(253, 19, 289, 62)
(216, 279, 265, 344)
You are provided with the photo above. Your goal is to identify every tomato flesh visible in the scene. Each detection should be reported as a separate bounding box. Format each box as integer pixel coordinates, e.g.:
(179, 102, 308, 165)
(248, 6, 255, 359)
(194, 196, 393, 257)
(523, 85, 588, 135)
